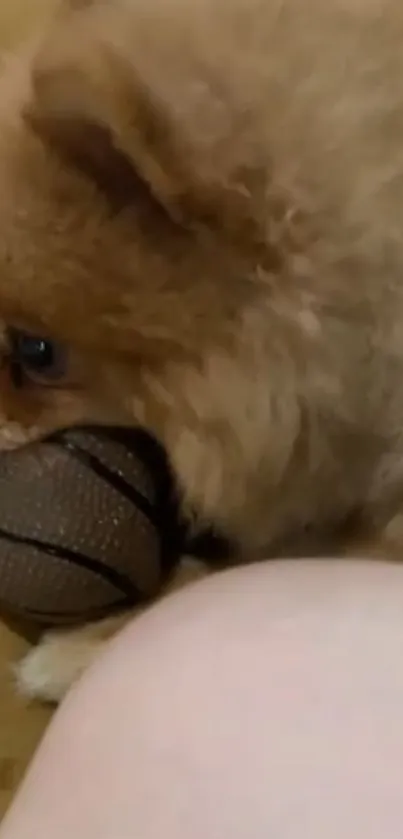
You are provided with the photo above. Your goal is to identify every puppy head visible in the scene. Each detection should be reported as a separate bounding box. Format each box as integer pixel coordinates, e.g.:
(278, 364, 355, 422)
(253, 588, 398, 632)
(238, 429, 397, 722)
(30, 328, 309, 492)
(0, 1, 281, 534)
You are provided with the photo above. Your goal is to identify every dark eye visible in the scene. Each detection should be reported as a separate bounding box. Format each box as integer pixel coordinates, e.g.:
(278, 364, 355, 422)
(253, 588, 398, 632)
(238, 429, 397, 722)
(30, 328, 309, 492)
(8, 329, 68, 386)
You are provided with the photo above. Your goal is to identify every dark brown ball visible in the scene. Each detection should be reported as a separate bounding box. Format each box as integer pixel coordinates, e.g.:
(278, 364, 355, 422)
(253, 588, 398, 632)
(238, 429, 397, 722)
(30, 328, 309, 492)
(0, 427, 181, 625)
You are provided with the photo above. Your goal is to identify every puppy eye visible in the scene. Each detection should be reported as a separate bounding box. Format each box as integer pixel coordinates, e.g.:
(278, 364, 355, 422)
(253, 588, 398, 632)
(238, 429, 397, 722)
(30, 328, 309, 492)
(8, 329, 68, 387)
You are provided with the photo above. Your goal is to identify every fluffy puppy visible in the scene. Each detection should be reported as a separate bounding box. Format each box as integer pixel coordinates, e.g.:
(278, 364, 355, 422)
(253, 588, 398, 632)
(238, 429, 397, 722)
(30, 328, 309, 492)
(1, 0, 403, 700)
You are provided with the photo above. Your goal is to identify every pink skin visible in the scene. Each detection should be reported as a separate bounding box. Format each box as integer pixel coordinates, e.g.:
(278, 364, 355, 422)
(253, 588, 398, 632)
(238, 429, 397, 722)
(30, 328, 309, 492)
(2, 558, 403, 839)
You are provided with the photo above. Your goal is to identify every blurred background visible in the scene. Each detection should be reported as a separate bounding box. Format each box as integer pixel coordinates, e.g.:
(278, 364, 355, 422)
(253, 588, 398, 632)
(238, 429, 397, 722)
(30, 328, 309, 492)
(0, 0, 56, 49)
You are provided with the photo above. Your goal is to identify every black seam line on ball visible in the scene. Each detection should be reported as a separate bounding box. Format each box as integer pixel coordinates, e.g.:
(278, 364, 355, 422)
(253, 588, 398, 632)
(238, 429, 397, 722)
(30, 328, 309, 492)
(76, 429, 230, 565)
(0, 527, 142, 601)
(48, 426, 185, 571)
(48, 437, 161, 532)
(95, 428, 186, 571)
(52, 425, 181, 529)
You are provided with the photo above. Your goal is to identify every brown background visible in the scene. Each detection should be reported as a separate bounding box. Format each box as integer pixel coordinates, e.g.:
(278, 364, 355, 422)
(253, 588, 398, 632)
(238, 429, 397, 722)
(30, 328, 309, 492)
(0, 0, 58, 818)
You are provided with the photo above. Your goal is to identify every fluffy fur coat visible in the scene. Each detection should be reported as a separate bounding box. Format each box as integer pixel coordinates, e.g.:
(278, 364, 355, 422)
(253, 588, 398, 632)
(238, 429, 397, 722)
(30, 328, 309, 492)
(1, 0, 403, 698)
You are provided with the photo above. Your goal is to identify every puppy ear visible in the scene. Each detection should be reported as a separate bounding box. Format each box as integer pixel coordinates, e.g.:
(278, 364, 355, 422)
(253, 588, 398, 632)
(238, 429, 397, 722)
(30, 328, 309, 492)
(24, 15, 167, 214)
(25, 4, 265, 230)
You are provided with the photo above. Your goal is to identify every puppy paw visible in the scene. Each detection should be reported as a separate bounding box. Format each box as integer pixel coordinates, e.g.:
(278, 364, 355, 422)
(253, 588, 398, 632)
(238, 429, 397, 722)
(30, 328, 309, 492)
(14, 632, 105, 703)
(13, 562, 207, 703)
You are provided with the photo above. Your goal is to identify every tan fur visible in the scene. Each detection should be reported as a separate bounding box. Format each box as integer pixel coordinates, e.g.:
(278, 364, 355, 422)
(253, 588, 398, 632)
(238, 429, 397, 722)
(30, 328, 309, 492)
(2, 0, 403, 699)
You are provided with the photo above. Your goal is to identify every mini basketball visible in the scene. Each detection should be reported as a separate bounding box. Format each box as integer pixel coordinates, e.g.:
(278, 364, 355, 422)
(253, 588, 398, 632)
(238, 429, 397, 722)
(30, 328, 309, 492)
(0, 426, 182, 625)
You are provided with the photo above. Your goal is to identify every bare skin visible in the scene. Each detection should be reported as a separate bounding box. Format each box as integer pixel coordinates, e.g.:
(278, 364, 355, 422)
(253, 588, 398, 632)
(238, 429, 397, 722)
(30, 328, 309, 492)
(2, 558, 403, 839)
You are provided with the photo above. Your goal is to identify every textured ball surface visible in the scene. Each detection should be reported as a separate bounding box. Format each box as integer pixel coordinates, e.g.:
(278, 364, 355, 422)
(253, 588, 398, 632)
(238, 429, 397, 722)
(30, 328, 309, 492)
(0, 427, 180, 625)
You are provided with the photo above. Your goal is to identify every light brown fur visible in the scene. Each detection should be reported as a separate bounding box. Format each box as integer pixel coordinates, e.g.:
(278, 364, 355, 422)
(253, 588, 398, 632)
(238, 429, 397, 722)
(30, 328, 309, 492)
(2, 0, 403, 699)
